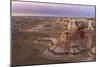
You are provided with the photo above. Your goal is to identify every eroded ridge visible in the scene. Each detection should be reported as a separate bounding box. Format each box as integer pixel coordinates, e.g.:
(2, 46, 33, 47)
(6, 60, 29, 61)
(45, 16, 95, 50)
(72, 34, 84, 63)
(33, 18, 96, 61)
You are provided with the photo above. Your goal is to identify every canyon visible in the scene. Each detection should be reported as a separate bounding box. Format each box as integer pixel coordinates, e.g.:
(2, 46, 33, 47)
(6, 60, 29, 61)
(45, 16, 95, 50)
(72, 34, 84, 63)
(12, 16, 96, 65)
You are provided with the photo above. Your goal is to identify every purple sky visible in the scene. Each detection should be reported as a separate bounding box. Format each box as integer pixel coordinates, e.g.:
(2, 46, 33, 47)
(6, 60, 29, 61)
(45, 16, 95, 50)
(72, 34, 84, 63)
(12, 1, 95, 17)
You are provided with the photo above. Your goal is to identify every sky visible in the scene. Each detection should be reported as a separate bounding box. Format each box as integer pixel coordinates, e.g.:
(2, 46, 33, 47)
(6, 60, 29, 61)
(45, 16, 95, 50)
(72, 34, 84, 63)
(12, 1, 95, 17)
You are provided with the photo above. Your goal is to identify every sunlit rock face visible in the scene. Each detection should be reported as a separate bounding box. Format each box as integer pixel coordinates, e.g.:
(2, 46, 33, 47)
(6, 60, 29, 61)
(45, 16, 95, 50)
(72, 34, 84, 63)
(66, 19, 95, 31)
(48, 30, 86, 55)
(43, 18, 96, 60)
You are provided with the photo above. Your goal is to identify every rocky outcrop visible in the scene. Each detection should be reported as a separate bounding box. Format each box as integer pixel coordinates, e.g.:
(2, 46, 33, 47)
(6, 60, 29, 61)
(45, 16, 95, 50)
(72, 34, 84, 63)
(44, 18, 96, 58)
(66, 19, 95, 31)
(51, 18, 96, 31)
(30, 18, 96, 59)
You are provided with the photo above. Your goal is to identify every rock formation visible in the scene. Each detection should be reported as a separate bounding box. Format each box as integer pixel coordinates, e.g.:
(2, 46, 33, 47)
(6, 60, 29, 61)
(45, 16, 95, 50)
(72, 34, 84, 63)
(43, 18, 96, 59)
